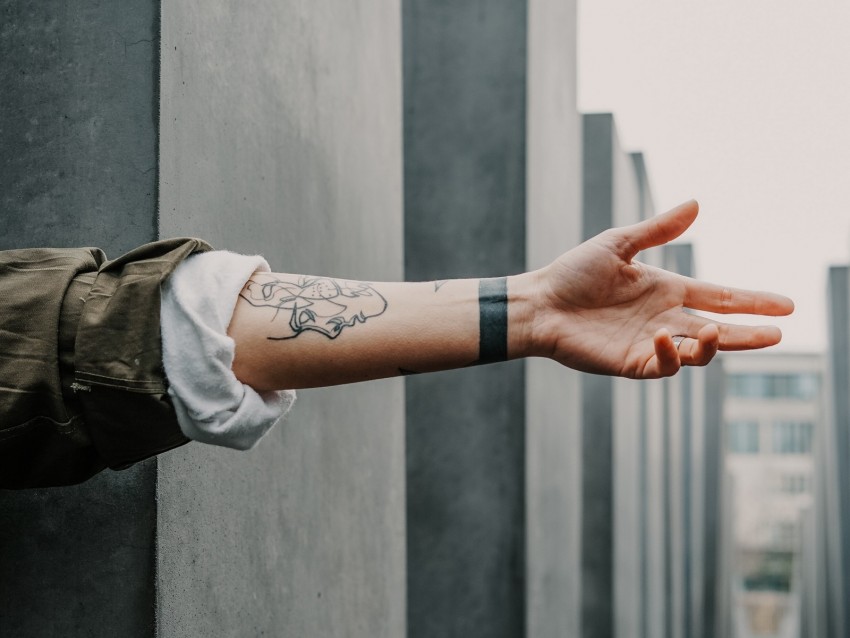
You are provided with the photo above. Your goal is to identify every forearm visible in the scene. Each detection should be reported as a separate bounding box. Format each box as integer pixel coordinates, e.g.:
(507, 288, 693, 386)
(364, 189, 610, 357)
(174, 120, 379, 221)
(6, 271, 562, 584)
(228, 271, 542, 391)
(227, 202, 795, 389)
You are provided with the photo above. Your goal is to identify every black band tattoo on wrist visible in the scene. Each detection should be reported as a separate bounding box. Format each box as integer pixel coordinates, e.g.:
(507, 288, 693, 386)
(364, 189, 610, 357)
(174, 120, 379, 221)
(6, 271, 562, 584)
(478, 277, 508, 364)
(240, 276, 388, 340)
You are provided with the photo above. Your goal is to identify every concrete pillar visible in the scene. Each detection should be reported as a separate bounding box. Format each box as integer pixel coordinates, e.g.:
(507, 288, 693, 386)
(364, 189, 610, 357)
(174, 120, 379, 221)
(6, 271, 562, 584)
(581, 113, 642, 638)
(1, 1, 406, 636)
(156, 1, 405, 636)
(525, 0, 582, 636)
(661, 244, 722, 638)
(1, 1, 162, 635)
(814, 331, 838, 638)
(644, 364, 669, 638)
(630, 155, 670, 638)
(663, 244, 696, 638)
(701, 358, 725, 638)
(825, 266, 850, 637)
(403, 1, 528, 635)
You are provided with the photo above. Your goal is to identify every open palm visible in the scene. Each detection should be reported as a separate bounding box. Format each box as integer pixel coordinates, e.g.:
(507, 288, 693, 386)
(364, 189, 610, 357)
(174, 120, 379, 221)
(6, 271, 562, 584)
(533, 201, 794, 379)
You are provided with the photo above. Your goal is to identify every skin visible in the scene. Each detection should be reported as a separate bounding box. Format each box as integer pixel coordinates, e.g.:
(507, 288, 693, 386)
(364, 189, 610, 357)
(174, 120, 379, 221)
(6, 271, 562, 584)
(228, 200, 794, 392)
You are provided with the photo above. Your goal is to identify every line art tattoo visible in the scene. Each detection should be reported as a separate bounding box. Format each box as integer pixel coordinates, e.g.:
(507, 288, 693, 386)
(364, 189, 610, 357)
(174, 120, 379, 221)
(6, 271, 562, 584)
(478, 277, 508, 364)
(240, 276, 388, 340)
(434, 280, 448, 292)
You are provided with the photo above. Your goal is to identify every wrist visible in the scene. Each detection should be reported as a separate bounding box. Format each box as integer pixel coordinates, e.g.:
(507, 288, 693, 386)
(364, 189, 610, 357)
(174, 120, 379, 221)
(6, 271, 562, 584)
(507, 269, 547, 360)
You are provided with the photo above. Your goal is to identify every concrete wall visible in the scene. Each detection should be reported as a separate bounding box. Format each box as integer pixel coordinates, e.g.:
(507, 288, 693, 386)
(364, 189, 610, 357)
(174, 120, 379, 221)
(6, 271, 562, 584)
(403, 1, 528, 635)
(0, 1, 161, 636)
(0, 0, 160, 253)
(1, 1, 405, 636)
(525, 0, 582, 636)
(156, 1, 405, 636)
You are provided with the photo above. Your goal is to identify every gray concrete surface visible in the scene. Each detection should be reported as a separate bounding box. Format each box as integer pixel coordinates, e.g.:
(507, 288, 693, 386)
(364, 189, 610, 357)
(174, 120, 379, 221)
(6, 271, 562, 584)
(525, 0, 582, 636)
(815, 287, 843, 638)
(610, 124, 642, 638)
(632, 153, 669, 638)
(156, 1, 405, 636)
(0, 1, 161, 636)
(403, 1, 528, 635)
(0, 0, 160, 253)
(580, 112, 615, 638)
(824, 266, 850, 638)
(581, 113, 642, 638)
(664, 244, 695, 638)
(664, 244, 722, 638)
(702, 359, 725, 638)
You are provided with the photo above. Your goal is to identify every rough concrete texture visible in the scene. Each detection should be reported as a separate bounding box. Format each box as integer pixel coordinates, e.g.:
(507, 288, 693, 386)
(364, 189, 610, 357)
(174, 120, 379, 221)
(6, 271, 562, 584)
(155, 1, 405, 636)
(0, 463, 158, 637)
(405, 366, 526, 637)
(525, 1, 582, 634)
(0, 1, 161, 636)
(403, 0, 527, 635)
(0, 0, 159, 253)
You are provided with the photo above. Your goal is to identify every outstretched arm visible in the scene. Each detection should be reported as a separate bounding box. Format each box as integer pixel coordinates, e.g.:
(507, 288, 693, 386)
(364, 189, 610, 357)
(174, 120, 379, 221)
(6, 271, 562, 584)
(228, 200, 794, 391)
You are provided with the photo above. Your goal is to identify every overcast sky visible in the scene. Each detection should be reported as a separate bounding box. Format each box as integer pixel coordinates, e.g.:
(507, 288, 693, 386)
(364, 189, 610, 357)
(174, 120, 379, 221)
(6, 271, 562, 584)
(578, 1, 850, 352)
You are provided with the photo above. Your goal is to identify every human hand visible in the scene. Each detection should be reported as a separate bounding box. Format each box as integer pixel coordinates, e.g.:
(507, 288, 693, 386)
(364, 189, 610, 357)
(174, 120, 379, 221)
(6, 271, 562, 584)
(522, 200, 794, 379)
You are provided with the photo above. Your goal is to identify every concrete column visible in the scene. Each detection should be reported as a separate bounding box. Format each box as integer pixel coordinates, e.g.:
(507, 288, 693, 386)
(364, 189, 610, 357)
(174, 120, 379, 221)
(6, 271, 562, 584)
(663, 244, 695, 638)
(815, 328, 839, 638)
(1, 1, 406, 636)
(631, 152, 665, 638)
(525, 0, 582, 636)
(156, 1, 405, 636)
(701, 358, 725, 638)
(825, 266, 850, 637)
(581, 113, 642, 638)
(0, 1, 162, 635)
(403, 1, 528, 635)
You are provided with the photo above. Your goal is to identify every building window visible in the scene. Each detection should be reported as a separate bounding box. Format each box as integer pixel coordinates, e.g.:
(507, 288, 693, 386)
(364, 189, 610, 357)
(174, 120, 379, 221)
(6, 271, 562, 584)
(772, 420, 813, 454)
(770, 522, 798, 548)
(741, 550, 793, 592)
(726, 373, 819, 400)
(778, 474, 810, 494)
(728, 420, 759, 453)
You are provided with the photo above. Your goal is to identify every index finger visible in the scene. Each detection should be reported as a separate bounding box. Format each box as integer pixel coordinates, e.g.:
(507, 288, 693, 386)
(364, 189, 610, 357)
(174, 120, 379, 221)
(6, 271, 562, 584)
(682, 277, 795, 316)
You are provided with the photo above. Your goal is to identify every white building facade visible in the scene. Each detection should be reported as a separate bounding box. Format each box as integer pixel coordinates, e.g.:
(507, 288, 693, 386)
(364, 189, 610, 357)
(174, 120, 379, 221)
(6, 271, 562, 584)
(722, 352, 823, 638)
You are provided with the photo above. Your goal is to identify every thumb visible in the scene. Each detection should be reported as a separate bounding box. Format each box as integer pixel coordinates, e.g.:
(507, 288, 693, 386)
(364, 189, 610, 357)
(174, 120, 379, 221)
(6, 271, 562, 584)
(610, 199, 699, 260)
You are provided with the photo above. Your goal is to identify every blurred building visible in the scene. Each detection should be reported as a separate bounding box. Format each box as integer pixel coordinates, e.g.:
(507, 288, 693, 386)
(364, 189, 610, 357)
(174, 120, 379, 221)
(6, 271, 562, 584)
(721, 352, 823, 638)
